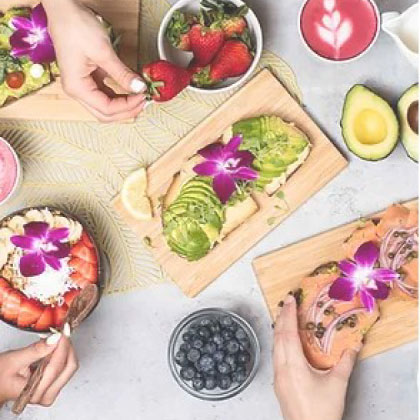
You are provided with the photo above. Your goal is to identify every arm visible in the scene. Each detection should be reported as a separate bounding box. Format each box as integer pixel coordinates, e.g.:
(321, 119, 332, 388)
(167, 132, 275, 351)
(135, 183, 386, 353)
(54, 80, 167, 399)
(41, 0, 146, 122)
(273, 294, 360, 420)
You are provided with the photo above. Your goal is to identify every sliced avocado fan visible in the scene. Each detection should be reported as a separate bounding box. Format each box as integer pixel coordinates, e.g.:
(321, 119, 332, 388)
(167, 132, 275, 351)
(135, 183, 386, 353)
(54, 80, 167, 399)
(341, 85, 399, 161)
(231, 116, 310, 190)
(398, 84, 418, 162)
(162, 176, 225, 261)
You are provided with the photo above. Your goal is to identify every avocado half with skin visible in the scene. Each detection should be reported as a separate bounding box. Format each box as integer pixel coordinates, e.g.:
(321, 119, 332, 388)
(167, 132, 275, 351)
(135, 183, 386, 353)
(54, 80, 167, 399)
(341, 85, 399, 161)
(398, 84, 418, 162)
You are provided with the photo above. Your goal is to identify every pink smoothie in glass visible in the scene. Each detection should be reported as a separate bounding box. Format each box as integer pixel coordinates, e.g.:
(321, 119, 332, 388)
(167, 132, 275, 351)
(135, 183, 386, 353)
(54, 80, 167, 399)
(0, 138, 19, 204)
(300, 0, 378, 61)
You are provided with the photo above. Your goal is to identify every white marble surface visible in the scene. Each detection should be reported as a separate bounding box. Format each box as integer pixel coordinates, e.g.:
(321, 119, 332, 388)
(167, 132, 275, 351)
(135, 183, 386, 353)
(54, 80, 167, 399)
(0, 0, 418, 419)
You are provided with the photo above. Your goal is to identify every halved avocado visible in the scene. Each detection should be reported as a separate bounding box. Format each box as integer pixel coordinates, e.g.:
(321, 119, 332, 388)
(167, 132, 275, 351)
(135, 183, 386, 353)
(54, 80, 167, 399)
(341, 85, 399, 161)
(398, 84, 418, 162)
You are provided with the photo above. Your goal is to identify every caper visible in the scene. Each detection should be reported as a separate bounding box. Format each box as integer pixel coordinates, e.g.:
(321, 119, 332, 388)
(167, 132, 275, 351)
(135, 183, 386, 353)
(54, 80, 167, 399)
(315, 331, 324, 339)
(306, 322, 316, 330)
(336, 323, 344, 331)
(318, 326, 326, 333)
(278, 301, 284, 308)
(317, 322, 323, 329)
(401, 232, 408, 238)
(324, 308, 332, 316)
(317, 301, 324, 308)
(393, 231, 400, 238)
(349, 321, 356, 328)
(388, 252, 395, 259)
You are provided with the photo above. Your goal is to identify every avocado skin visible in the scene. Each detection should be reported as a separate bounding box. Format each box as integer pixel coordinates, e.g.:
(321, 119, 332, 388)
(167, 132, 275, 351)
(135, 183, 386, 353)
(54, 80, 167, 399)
(398, 84, 418, 163)
(232, 116, 309, 189)
(163, 177, 224, 261)
(340, 85, 400, 161)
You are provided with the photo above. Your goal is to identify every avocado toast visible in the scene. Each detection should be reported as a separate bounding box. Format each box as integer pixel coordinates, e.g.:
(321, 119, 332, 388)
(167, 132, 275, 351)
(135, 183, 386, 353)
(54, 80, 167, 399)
(162, 115, 311, 261)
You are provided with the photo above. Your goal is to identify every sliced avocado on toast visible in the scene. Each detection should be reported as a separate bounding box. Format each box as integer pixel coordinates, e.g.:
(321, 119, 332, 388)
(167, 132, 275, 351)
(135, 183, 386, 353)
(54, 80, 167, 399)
(341, 85, 399, 161)
(398, 84, 418, 162)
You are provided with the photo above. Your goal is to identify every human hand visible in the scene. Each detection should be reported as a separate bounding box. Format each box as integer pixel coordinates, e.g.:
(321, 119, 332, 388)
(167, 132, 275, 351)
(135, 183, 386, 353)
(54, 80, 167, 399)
(0, 333, 78, 408)
(273, 294, 360, 420)
(42, 0, 147, 122)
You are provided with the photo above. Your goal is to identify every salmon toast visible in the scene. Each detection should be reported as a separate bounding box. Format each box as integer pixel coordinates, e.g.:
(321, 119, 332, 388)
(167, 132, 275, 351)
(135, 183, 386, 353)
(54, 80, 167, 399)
(297, 263, 379, 370)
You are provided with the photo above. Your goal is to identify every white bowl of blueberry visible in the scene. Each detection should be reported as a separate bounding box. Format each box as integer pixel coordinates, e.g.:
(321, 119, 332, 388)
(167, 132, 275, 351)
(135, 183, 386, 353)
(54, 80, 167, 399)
(168, 308, 260, 400)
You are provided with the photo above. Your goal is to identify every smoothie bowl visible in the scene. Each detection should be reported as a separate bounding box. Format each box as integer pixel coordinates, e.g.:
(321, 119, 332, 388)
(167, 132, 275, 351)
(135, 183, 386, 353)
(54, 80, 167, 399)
(0, 207, 101, 333)
(0, 137, 21, 206)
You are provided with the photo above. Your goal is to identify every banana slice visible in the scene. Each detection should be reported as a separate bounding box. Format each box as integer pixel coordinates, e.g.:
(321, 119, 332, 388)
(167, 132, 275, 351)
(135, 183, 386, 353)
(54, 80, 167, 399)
(41, 208, 54, 226)
(8, 216, 28, 235)
(68, 220, 83, 243)
(25, 209, 44, 222)
(53, 216, 71, 229)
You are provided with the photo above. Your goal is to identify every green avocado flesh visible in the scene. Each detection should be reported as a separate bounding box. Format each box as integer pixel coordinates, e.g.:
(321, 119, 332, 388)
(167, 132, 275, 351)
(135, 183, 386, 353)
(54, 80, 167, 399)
(232, 116, 310, 190)
(341, 85, 399, 161)
(163, 177, 225, 261)
(398, 84, 418, 162)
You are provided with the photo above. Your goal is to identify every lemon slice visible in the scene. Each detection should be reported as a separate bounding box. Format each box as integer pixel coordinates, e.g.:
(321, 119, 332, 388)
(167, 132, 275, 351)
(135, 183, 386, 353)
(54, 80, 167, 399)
(121, 168, 153, 220)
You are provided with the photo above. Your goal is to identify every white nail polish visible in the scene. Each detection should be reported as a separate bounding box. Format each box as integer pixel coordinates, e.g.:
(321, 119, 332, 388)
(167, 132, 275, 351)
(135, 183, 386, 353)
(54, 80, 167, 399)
(130, 78, 146, 93)
(46, 332, 62, 346)
(63, 322, 71, 338)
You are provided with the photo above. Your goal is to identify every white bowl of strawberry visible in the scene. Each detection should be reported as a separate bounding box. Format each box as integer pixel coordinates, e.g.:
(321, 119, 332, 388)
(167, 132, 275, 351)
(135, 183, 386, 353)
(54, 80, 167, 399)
(0, 207, 101, 333)
(157, 0, 263, 94)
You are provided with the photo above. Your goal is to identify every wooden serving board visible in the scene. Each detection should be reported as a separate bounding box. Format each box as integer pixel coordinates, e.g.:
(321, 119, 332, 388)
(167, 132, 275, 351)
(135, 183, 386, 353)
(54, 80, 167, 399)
(114, 69, 348, 297)
(253, 199, 418, 360)
(0, 0, 140, 121)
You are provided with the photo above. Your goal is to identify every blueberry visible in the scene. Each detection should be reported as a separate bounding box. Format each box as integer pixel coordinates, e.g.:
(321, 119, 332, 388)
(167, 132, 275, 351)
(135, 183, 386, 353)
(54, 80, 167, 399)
(206, 368, 217, 377)
(237, 351, 251, 364)
(198, 327, 211, 340)
(199, 317, 212, 327)
(180, 342, 191, 352)
(232, 370, 247, 384)
(195, 371, 204, 379)
(188, 324, 199, 335)
(180, 366, 196, 381)
(239, 337, 250, 350)
(205, 376, 217, 390)
(217, 362, 231, 375)
(175, 351, 189, 367)
(187, 348, 201, 363)
(224, 354, 237, 367)
(235, 328, 247, 341)
(226, 339, 240, 354)
(213, 350, 225, 363)
(213, 333, 224, 347)
(218, 375, 232, 390)
(192, 377, 205, 391)
(192, 336, 204, 349)
(221, 330, 233, 341)
(220, 316, 234, 328)
(209, 322, 221, 334)
(202, 342, 217, 355)
(198, 355, 215, 372)
(182, 332, 193, 342)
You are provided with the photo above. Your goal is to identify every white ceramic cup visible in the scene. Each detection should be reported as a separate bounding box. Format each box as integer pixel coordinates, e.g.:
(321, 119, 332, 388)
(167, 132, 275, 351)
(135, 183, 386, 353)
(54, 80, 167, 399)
(297, 0, 381, 64)
(158, 0, 263, 94)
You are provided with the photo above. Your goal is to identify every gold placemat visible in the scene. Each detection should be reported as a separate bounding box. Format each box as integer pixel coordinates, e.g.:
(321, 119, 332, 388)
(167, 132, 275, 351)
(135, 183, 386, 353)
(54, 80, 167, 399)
(0, 0, 302, 295)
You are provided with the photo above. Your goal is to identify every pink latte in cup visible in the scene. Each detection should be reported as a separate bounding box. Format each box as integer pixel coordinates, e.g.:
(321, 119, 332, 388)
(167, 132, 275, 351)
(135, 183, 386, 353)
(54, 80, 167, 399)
(299, 0, 379, 62)
(0, 137, 21, 205)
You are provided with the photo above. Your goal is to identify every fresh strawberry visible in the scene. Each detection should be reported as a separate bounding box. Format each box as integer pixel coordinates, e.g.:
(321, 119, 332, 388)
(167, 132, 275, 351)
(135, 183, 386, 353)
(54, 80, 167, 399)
(81, 231, 94, 249)
(0, 278, 11, 308)
(142, 60, 191, 102)
(70, 272, 90, 289)
(34, 306, 54, 332)
(188, 23, 225, 66)
(222, 16, 247, 39)
(165, 11, 197, 51)
(17, 299, 43, 329)
(83, 264, 98, 283)
(2, 289, 22, 323)
(64, 289, 80, 307)
(53, 303, 69, 329)
(71, 241, 96, 264)
(69, 257, 86, 272)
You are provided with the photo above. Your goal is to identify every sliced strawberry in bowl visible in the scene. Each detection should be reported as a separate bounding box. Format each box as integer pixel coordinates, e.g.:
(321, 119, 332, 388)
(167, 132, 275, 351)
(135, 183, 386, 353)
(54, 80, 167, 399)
(0, 277, 11, 308)
(64, 289, 80, 307)
(53, 303, 69, 329)
(34, 306, 54, 332)
(2, 289, 22, 323)
(17, 299, 44, 329)
(71, 241, 97, 264)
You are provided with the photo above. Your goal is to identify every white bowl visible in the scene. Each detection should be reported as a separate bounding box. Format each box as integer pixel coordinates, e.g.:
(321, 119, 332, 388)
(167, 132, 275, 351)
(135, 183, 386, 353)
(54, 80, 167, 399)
(158, 0, 263, 94)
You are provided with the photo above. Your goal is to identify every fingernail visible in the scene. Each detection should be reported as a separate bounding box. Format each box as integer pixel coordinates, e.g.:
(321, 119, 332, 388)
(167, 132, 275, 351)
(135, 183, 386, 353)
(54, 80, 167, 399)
(285, 294, 295, 305)
(38, 333, 48, 339)
(63, 322, 71, 338)
(46, 332, 62, 346)
(130, 78, 146, 93)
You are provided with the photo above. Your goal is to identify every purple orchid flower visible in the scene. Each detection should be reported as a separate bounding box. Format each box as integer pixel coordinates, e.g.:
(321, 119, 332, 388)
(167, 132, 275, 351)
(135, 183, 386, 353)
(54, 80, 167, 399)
(193, 135, 259, 204)
(10, 4, 56, 63)
(11, 222, 70, 277)
(328, 241, 399, 312)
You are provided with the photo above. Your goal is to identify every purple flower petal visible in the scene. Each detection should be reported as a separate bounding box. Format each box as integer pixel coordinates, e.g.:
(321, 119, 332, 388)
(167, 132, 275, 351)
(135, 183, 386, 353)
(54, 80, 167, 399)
(10, 16, 33, 31)
(20, 252, 45, 277)
(360, 288, 376, 312)
(45, 241, 70, 259)
(43, 254, 62, 271)
(47, 227, 70, 242)
(236, 150, 255, 167)
(225, 135, 242, 154)
(366, 281, 390, 300)
(198, 143, 224, 161)
(338, 260, 357, 277)
(10, 30, 33, 57)
(24, 222, 49, 239)
(29, 37, 56, 63)
(194, 161, 220, 177)
(328, 276, 356, 301)
(232, 167, 259, 180)
(213, 173, 236, 204)
(31, 4, 48, 28)
(10, 235, 39, 250)
(371, 268, 399, 283)
(354, 241, 379, 268)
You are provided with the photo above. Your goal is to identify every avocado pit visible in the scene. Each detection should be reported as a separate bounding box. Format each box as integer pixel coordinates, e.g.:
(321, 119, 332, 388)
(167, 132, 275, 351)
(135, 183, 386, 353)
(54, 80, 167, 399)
(407, 101, 418, 134)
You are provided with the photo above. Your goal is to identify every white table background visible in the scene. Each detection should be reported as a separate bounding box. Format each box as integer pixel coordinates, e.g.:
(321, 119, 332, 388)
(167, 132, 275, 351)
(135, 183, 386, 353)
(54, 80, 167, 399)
(0, 0, 418, 419)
